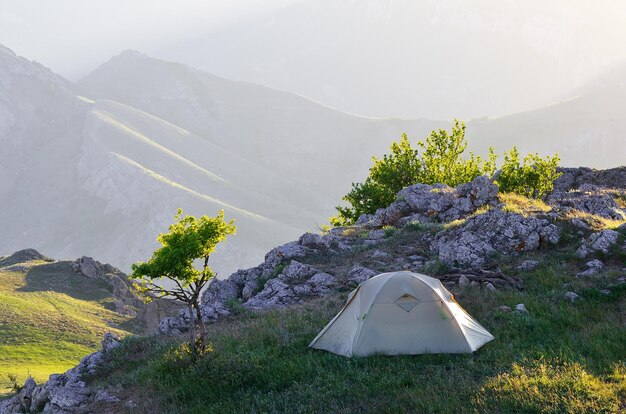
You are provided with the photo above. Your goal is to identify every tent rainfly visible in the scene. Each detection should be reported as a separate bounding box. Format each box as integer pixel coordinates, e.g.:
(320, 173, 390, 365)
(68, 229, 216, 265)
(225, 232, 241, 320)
(309, 271, 494, 356)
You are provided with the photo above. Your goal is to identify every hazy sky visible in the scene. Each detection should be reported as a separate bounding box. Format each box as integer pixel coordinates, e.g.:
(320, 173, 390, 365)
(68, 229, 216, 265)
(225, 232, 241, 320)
(2, 0, 626, 119)
(0, 0, 305, 78)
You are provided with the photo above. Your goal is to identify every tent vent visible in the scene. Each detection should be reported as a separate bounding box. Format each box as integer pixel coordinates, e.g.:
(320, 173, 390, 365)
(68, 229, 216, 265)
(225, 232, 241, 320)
(394, 293, 420, 312)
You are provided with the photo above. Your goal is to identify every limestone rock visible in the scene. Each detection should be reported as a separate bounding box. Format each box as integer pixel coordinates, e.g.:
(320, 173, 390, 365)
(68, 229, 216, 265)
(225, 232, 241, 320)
(345, 265, 377, 284)
(565, 291, 580, 302)
(577, 259, 605, 277)
(514, 303, 529, 314)
(517, 260, 539, 271)
(433, 209, 560, 267)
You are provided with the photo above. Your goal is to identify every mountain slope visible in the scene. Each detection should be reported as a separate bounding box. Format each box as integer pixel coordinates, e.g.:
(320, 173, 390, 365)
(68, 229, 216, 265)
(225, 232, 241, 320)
(467, 66, 626, 168)
(0, 250, 145, 395)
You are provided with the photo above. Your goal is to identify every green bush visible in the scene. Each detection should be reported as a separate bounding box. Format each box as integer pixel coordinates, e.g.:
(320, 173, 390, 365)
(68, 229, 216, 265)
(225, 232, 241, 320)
(331, 121, 561, 226)
(496, 147, 561, 199)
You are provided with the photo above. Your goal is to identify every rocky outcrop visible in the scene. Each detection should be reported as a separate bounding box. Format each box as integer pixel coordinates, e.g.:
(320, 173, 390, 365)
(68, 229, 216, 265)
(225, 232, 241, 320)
(0, 334, 121, 414)
(0, 248, 53, 268)
(553, 167, 626, 192)
(70, 256, 143, 316)
(547, 184, 626, 221)
(362, 175, 499, 228)
(432, 209, 560, 267)
(575, 230, 620, 258)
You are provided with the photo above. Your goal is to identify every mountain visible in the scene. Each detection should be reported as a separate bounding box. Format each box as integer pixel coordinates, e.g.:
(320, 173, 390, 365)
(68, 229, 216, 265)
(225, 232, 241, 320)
(0, 45, 443, 274)
(467, 62, 626, 168)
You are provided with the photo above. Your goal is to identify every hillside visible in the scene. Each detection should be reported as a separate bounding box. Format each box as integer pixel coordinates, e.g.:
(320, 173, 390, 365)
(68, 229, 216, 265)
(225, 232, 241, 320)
(1, 43, 625, 278)
(0, 44, 443, 276)
(4, 168, 624, 413)
(0, 250, 148, 396)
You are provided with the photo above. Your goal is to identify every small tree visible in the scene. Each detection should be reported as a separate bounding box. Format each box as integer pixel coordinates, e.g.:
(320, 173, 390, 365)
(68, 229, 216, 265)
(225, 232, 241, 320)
(131, 209, 236, 357)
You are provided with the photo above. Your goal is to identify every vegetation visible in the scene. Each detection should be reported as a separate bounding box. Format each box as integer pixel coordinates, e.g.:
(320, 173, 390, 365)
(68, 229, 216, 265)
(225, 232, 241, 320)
(331, 121, 561, 225)
(497, 147, 561, 198)
(0, 260, 139, 396)
(131, 209, 236, 358)
(89, 246, 626, 413)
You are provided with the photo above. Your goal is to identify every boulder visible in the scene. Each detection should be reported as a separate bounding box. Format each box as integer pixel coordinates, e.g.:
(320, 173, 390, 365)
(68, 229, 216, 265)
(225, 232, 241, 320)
(345, 265, 377, 284)
(514, 303, 529, 314)
(565, 291, 580, 302)
(517, 260, 539, 271)
(576, 230, 620, 257)
(433, 209, 560, 267)
(201, 279, 240, 305)
(577, 259, 605, 277)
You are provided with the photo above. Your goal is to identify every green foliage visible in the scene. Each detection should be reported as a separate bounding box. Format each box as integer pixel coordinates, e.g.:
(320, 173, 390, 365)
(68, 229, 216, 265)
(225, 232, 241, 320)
(131, 209, 236, 357)
(418, 120, 497, 187)
(331, 121, 561, 226)
(496, 147, 562, 199)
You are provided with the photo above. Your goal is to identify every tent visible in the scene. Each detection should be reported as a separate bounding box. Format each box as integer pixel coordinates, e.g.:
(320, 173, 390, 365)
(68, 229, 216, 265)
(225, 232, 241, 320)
(309, 271, 494, 356)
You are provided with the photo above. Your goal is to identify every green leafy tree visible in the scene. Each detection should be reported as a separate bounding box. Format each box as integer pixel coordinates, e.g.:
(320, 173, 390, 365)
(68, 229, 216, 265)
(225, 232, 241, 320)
(131, 209, 236, 357)
(496, 147, 562, 198)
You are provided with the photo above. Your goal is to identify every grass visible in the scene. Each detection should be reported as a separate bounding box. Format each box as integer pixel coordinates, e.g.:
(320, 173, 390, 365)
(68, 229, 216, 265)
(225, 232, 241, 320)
(499, 193, 552, 217)
(90, 254, 626, 413)
(0, 260, 140, 396)
(561, 209, 626, 231)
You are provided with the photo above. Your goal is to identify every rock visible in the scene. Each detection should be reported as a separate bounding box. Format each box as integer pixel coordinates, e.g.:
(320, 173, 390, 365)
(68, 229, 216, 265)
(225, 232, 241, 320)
(458, 275, 470, 288)
(484, 282, 496, 292)
(355, 214, 374, 225)
(264, 241, 312, 267)
(514, 303, 529, 314)
(370, 201, 412, 227)
(0, 248, 51, 267)
(101, 333, 120, 353)
(125, 400, 138, 408)
(433, 209, 560, 267)
(552, 167, 626, 192)
(517, 260, 539, 271)
(469, 281, 480, 289)
(600, 289, 611, 295)
(548, 188, 626, 221)
(370, 250, 392, 260)
(279, 261, 320, 283)
(245, 279, 294, 308)
(497, 305, 512, 312)
(345, 265, 377, 284)
(368, 229, 387, 240)
(94, 390, 120, 403)
(201, 279, 240, 305)
(565, 291, 580, 302)
(158, 316, 187, 334)
(76, 256, 101, 279)
(299, 232, 327, 250)
(577, 230, 621, 257)
(577, 259, 605, 277)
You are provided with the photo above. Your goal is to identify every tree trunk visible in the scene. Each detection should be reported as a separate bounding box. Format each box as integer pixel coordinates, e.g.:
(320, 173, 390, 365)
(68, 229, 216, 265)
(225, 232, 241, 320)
(193, 299, 206, 354)
(188, 302, 196, 358)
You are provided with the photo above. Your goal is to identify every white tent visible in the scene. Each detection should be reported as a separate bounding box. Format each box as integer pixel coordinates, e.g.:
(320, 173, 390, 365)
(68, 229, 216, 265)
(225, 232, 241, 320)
(309, 271, 494, 356)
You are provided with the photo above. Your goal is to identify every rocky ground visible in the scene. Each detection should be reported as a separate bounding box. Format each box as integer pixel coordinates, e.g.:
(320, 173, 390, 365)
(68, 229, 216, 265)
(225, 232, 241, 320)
(2, 166, 625, 413)
(159, 168, 626, 335)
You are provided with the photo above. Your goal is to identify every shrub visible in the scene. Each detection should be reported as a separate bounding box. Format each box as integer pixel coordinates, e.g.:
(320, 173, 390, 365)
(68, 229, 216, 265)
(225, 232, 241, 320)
(331, 121, 561, 226)
(496, 147, 562, 199)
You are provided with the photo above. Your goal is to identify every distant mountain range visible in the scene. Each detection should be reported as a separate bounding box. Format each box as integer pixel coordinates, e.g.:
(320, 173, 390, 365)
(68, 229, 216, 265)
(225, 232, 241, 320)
(0, 43, 624, 274)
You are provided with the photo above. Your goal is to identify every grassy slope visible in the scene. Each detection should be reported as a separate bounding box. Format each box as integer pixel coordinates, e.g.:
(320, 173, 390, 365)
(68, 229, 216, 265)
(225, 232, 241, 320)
(0, 260, 140, 395)
(92, 229, 626, 413)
